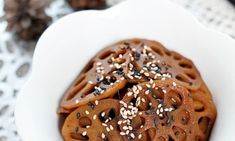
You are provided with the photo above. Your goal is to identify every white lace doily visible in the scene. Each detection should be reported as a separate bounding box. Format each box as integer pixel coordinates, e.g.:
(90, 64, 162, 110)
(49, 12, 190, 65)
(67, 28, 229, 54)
(0, 0, 235, 140)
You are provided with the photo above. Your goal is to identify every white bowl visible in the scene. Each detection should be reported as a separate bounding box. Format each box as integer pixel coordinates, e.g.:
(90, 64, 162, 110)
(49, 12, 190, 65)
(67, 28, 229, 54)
(15, 0, 235, 140)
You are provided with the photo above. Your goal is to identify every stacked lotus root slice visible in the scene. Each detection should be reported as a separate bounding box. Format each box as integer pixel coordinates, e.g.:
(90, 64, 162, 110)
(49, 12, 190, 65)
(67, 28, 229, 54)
(59, 39, 216, 141)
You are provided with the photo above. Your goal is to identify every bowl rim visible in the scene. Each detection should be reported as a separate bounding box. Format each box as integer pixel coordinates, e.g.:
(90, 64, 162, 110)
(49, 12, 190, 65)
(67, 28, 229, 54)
(14, 0, 235, 141)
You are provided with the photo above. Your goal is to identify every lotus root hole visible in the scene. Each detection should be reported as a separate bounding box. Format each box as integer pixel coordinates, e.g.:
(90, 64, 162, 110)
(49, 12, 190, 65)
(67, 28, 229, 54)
(79, 117, 92, 128)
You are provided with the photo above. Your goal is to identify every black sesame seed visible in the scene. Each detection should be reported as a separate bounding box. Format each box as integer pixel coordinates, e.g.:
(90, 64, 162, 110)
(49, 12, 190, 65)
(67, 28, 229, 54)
(166, 118, 171, 127)
(76, 112, 80, 119)
(154, 118, 158, 128)
(175, 131, 180, 136)
(145, 110, 151, 115)
(110, 76, 116, 83)
(74, 127, 79, 133)
(88, 102, 95, 110)
(107, 59, 112, 64)
(152, 93, 157, 99)
(116, 68, 124, 75)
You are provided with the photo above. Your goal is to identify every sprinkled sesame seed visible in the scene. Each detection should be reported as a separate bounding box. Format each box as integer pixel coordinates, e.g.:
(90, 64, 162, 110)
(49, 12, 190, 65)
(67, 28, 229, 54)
(126, 130, 130, 135)
(82, 131, 87, 136)
(138, 134, 142, 139)
(173, 82, 177, 86)
(158, 104, 162, 108)
(93, 115, 97, 120)
(95, 100, 99, 105)
(141, 98, 146, 103)
(130, 133, 135, 138)
(102, 123, 107, 127)
(162, 89, 167, 94)
(101, 133, 105, 139)
(75, 99, 79, 104)
(144, 72, 150, 76)
(86, 125, 90, 128)
(137, 85, 142, 90)
(156, 109, 160, 115)
(110, 125, 114, 130)
(85, 110, 89, 115)
(106, 127, 110, 132)
(118, 121, 122, 125)
(145, 90, 150, 95)
(88, 81, 93, 84)
(160, 107, 164, 112)
(146, 84, 151, 88)
(101, 112, 105, 117)
(120, 132, 126, 135)
(127, 92, 133, 96)
(140, 125, 143, 128)
(96, 62, 102, 66)
(139, 112, 142, 115)
(171, 98, 176, 103)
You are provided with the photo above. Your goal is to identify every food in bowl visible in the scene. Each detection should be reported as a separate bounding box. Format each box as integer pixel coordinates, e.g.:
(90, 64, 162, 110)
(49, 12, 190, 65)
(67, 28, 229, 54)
(58, 39, 216, 141)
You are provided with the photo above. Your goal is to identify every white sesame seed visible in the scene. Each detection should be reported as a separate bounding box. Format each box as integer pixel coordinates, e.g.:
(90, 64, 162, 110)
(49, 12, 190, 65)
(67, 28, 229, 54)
(138, 134, 142, 139)
(101, 133, 105, 139)
(160, 107, 164, 112)
(146, 84, 151, 88)
(96, 62, 102, 66)
(85, 110, 89, 115)
(141, 98, 146, 103)
(123, 126, 128, 130)
(93, 115, 97, 120)
(130, 133, 135, 138)
(86, 125, 90, 128)
(171, 98, 176, 103)
(75, 99, 79, 104)
(126, 130, 130, 135)
(106, 127, 110, 132)
(82, 131, 87, 136)
(162, 89, 167, 94)
(118, 121, 122, 125)
(144, 72, 150, 76)
(156, 109, 160, 115)
(158, 104, 162, 108)
(173, 82, 177, 86)
(127, 91, 133, 96)
(159, 114, 163, 117)
(139, 112, 142, 115)
(88, 81, 93, 84)
(120, 132, 126, 135)
(102, 123, 107, 127)
(145, 90, 150, 95)
(110, 125, 114, 130)
(149, 102, 152, 106)
(137, 85, 142, 90)
(152, 83, 156, 88)
(140, 125, 143, 128)
(95, 100, 99, 105)
(140, 70, 144, 73)
(101, 112, 105, 117)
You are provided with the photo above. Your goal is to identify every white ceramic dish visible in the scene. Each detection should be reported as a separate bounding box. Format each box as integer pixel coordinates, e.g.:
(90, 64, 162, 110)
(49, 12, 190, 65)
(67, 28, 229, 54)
(15, 0, 235, 140)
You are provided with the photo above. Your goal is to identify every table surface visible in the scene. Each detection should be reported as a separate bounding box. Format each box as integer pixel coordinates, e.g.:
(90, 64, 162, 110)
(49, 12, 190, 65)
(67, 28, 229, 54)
(0, 0, 235, 140)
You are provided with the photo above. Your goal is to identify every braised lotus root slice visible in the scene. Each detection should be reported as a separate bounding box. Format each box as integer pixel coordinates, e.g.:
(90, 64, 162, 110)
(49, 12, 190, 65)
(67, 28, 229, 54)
(129, 39, 201, 90)
(62, 99, 124, 141)
(59, 38, 204, 113)
(60, 46, 131, 111)
(118, 79, 202, 141)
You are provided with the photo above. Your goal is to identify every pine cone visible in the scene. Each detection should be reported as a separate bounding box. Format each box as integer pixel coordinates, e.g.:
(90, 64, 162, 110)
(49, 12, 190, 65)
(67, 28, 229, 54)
(3, 0, 52, 41)
(66, 0, 106, 10)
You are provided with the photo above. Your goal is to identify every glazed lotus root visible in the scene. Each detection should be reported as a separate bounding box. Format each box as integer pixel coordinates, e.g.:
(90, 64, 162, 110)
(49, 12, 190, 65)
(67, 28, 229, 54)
(59, 39, 216, 141)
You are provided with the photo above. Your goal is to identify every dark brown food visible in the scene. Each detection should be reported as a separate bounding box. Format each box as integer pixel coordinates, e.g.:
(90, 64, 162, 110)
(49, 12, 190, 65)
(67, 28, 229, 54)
(66, 0, 106, 10)
(59, 39, 216, 141)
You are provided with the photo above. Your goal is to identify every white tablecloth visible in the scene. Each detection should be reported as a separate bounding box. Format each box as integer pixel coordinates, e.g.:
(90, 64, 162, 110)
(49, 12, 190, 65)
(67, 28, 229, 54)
(0, 0, 234, 140)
